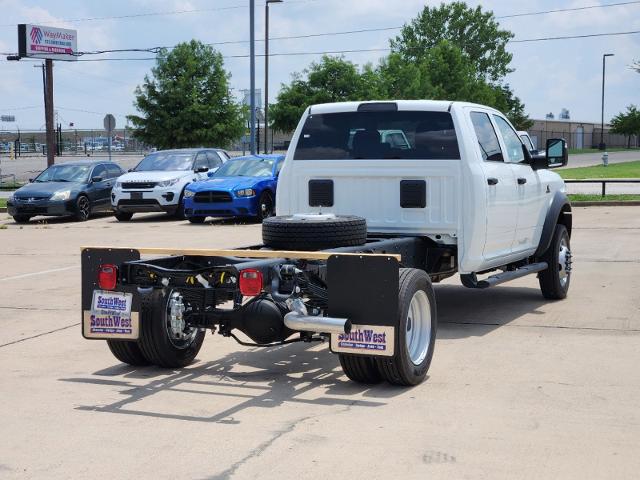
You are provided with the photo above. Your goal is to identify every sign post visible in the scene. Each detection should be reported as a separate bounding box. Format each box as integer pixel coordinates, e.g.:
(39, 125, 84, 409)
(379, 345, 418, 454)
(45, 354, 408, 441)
(104, 114, 116, 161)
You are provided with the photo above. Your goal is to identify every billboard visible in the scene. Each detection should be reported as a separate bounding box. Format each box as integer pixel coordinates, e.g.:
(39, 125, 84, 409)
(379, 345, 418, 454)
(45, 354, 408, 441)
(18, 24, 77, 61)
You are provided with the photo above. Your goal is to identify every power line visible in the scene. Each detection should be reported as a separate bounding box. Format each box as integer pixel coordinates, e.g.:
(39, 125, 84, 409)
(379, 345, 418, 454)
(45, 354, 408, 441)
(510, 29, 640, 43)
(0, 0, 319, 27)
(496, 0, 640, 19)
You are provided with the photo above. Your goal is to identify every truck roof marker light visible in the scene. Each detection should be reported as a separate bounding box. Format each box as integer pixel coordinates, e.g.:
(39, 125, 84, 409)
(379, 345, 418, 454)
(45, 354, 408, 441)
(239, 269, 263, 297)
(98, 264, 118, 291)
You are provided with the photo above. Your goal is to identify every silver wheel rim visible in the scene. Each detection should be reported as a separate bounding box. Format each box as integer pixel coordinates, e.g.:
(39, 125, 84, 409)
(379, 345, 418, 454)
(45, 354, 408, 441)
(165, 291, 198, 349)
(405, 289, 431, 365)
(260, 195, 273, 219)
(558, 237, 572, 288)
(78, 197, 90, 219)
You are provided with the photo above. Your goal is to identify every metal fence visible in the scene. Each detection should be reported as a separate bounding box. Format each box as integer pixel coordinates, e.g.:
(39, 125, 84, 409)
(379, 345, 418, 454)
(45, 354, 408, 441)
(0, 128, 149, 157)
(528, 130, 639, 150)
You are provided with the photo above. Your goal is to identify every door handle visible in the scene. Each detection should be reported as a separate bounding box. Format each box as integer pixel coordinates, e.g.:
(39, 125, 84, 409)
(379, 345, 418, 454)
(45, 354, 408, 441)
(517, 178, 527, 185)
(487, 177, 498, 185)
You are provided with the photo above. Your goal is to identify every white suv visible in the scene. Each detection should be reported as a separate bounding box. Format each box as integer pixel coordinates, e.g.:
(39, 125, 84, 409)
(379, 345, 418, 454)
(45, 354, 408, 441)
(111, 148, 230, 221)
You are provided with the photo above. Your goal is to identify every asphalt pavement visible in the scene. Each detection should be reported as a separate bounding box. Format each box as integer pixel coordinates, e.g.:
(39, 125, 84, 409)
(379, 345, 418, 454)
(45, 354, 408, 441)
(0, 207, 639, 479)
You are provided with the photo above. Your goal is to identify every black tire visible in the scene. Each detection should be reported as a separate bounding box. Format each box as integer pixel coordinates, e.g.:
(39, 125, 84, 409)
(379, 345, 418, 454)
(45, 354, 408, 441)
(376, 268, 437, 386)
(13, 215, 31, 223)
(173, 189, 186, 219)
(115, 211, 133, 222)
(187, 216, 206, 224)
(138, 290, 205, 368)
(256, 191, 275, 222)
(74, 195, 91, 221)
(106, 340, 151, 366)
(339, 354, 382, 384)
(538, 224, 572, 300)
(262, 214, 367, 250)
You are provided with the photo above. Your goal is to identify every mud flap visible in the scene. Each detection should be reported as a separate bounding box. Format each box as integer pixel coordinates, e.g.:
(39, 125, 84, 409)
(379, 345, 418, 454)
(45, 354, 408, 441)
(327, 255, 399, 357)
(81, 248, 141, 340)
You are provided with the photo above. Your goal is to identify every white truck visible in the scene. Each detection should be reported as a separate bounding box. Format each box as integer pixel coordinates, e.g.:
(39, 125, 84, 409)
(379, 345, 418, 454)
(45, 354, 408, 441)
(80, 100, 572, 387)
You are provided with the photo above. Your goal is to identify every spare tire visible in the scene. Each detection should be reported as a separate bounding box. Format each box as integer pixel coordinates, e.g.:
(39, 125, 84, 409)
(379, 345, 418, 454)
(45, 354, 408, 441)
(262, 214, 367, 250)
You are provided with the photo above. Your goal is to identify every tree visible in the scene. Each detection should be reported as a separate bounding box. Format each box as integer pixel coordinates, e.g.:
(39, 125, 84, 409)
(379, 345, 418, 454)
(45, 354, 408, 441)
(270, 56, 380, 132)
(128, 40, 244, 149)
(386, 2, 532, 129)
(390, 2, 514, 82)
(610, 105, 640, 148)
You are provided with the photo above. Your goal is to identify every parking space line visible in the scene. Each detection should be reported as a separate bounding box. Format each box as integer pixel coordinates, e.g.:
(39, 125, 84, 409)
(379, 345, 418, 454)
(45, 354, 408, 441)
(0, 265, 78, 282)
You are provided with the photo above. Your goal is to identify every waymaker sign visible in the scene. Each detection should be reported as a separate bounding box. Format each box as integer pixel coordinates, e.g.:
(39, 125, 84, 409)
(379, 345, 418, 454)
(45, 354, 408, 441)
(18, 24, 78, 61)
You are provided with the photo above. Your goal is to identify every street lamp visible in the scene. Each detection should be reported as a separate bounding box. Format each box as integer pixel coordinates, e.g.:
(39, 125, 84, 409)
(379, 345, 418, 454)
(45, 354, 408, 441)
(600, 53, 614, 150)
(264, 0, 283, 154)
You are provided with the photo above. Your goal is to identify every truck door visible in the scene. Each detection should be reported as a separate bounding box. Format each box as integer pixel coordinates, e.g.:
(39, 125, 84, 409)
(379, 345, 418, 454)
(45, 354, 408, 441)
(469, 111, 518, 261)
(492, 115, 545, 255)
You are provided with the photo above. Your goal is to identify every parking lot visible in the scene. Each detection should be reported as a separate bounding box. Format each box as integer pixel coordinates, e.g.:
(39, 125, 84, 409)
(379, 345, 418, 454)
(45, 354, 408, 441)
(0, 207, 638, 479)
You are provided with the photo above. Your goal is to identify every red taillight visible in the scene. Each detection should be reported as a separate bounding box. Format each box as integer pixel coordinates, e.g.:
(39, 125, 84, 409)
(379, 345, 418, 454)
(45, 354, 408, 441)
(239, 269, 263, 296)
(98, 264, 118, 290)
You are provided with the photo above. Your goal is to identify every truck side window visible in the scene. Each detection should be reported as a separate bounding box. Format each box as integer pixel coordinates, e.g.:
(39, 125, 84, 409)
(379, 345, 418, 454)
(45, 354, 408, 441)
(493, 116, 525, 163)
(470, 112, 503, 162)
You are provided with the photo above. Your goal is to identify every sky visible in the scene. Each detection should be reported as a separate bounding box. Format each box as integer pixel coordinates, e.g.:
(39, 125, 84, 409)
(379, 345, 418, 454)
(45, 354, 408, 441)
(0, 0, 639, 131)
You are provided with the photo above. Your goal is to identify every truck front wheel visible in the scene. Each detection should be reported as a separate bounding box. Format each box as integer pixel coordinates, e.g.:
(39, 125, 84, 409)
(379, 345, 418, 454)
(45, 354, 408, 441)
(376, 268, 437, 386)
(138, 290, 205, 368)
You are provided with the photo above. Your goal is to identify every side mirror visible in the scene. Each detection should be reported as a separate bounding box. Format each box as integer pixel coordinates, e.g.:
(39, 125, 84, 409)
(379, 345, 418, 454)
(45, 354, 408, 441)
(195, 166, 209, 173)
(546, 138, 568, 168)
(28, 178, 34, 183)
(91, 176, 103, 183)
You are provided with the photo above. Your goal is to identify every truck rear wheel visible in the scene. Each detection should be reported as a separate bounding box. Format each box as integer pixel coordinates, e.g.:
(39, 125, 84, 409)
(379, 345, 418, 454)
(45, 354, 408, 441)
(106, 340, 150, 366)
(138, 290, 205, 368)
(262, 214, 367, 250)
(376, 268, 436, 386)
(339, 354, 382, 384)
(538, 224, 572, 299)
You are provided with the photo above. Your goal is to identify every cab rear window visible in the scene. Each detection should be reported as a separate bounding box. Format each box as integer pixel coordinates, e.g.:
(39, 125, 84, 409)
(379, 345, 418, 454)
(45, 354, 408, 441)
(294, 111, 460, 160)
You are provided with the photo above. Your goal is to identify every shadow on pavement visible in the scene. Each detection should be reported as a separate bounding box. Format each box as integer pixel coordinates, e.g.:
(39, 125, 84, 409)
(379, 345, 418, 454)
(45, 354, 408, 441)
(435, 283, 548, 339)
(61, 340, 405, 424)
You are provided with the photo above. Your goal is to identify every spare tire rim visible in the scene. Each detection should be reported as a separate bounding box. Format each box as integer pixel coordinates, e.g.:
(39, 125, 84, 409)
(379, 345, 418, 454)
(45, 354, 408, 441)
(291, 213, 337, 221)
(405, 289, 431, 365)
(165, 291, 199, 349)
(558, 237, 571, 288)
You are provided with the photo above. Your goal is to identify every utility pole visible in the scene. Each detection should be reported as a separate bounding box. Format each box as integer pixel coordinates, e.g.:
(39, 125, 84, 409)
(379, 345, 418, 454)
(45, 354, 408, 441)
(264, 0, 283, 154)
(600, 53, 614, 150)
(249, 0, 256, 155)
(44, 59, 55, 166)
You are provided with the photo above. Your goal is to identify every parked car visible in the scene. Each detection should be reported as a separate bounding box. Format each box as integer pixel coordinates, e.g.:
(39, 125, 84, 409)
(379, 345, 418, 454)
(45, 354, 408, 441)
(6, 160, 124, 223)
(111, 148, 230, 221)
(184, 154, 285, 223)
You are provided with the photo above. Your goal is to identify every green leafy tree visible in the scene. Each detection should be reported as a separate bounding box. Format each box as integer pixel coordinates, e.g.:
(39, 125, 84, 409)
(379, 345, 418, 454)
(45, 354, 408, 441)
(390, 1, 514, 82)
(610, 105, 640, 148)
(128, 40, 244, 149)
(270, 56, 380, 132)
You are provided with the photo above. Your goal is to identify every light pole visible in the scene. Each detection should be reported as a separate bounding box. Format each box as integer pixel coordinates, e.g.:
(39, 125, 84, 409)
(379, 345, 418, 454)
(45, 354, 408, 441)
(264, 0, 283, 154)
(600, 53, 614, 150)
(249, 0, 256, 155)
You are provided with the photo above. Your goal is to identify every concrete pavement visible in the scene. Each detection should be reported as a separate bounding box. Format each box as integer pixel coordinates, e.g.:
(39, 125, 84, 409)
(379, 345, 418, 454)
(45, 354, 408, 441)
(0, 208, 639, 479)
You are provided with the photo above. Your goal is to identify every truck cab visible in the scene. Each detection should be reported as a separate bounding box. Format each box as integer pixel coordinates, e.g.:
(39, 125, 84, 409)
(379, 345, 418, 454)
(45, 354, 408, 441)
(276, 100, 569, 274)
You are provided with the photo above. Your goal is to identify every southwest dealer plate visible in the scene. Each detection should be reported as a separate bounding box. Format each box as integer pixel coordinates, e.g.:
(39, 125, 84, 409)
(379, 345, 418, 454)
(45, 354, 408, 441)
(83, 290, 139, 340)
(331, 324, 395, 357)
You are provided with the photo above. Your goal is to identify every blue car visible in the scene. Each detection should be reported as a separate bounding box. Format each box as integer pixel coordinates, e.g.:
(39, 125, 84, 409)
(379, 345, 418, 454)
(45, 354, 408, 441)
(183, 154, 285, 223)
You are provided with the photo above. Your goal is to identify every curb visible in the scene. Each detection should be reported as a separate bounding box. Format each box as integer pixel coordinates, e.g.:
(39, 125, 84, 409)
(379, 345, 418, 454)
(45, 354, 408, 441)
(572, 201, 640, 207)
(0, 207, 6, 213)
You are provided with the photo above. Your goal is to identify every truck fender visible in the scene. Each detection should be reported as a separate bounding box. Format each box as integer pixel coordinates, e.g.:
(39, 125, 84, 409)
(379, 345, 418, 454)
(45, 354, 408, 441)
(534, 191, 572, 258)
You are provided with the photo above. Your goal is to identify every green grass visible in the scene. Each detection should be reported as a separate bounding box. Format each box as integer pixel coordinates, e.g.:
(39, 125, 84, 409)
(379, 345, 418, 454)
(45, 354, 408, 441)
(568, 194, 640, 202)
(568, 147, 640, 155)
(559, 161, 640, 179)
(0, 199, 6, 208)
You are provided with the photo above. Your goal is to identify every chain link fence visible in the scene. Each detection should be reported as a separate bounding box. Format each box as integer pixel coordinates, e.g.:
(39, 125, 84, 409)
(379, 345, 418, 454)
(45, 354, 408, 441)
(527, 129, 639, 150)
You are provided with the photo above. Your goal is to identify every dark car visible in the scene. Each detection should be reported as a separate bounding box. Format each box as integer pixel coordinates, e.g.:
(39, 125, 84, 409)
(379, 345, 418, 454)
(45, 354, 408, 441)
(183, 154, 284, 223)
(7, 160, 124, 223)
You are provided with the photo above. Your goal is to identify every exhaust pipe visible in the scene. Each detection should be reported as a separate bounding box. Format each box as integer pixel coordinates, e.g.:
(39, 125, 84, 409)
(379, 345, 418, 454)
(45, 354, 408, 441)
(284, 311, 352, 335)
